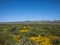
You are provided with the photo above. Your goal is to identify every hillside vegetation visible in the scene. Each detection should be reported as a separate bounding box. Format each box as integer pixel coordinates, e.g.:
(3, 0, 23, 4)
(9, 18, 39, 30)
(0, 23, 60, 45)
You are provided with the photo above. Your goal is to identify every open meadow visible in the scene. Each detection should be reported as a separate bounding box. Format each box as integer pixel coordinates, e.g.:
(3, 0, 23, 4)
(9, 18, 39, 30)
(0, 24, 60, 45)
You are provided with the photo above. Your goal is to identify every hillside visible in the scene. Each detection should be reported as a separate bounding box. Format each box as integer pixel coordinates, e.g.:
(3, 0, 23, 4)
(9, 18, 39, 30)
(0, 20, 60, 24)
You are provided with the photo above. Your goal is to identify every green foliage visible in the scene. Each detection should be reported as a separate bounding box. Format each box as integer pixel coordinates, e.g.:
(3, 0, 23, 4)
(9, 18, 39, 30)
(51, 38, 60, 45)
(0, 24, 60, 45)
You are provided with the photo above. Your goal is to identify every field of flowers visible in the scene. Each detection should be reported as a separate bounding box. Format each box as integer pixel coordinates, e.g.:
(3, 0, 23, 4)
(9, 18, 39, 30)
(0, 24, 60, 45)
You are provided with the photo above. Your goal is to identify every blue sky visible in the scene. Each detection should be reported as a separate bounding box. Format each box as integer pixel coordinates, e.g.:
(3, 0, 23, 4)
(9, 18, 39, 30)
(0, 0, 60, 22)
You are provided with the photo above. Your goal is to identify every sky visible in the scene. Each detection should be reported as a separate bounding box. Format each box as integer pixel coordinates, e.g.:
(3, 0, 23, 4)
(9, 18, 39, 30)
(0, 0, 60, 22)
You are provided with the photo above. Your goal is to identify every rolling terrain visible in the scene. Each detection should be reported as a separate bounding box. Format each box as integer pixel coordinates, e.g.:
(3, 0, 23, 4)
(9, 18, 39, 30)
(0, 20, 60, 45)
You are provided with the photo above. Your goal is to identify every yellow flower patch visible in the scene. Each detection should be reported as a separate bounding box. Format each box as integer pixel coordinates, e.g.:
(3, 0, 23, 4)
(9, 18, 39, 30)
(13, 35, 21, 43)
(4, 28, 8, 31)
(16, 39, 21, 43)
(30, 36, 52, 45)
(23, 26, 27, 29)
(19, 29, 28, 33)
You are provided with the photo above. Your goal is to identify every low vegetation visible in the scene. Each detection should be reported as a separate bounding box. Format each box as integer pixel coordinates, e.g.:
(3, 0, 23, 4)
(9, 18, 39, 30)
(0, 24, 60, 45)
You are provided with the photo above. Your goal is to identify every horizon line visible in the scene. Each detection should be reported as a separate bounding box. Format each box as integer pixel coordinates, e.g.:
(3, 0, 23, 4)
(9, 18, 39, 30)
(0, 20, 60, 22)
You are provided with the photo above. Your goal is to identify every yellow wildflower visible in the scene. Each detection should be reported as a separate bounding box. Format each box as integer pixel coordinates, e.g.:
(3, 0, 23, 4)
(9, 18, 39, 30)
(19, 29, 28, 33)
(16, 40, 21, 43)
(30, 36, 52, 45)
(13, 35, 21, 43)
(23, 26, 27, 29)
(4, 28, 8, 31)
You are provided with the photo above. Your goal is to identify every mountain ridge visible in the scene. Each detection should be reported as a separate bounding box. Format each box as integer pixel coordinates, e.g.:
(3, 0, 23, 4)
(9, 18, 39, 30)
(0, 20, 60, 24)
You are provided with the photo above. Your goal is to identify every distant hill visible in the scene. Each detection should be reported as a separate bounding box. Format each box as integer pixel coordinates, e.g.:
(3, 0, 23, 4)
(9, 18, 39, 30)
(0, 20, 60, 24)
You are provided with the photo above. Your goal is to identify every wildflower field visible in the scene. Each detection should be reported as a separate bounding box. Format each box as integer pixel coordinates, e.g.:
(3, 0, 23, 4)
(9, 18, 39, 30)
(0, 24, 60, 45)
